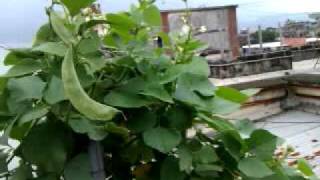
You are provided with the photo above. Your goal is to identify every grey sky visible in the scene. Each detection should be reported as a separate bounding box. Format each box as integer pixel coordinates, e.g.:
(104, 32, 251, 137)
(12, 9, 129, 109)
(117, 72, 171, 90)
(0, 0, 320, 45)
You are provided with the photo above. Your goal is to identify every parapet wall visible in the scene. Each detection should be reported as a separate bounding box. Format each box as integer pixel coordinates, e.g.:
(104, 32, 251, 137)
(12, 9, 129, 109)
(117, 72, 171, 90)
(224, 73, 320, 121)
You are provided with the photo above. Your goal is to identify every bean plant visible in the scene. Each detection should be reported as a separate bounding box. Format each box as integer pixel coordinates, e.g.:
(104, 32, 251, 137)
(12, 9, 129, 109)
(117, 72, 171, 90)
(0, 0, 317, 179)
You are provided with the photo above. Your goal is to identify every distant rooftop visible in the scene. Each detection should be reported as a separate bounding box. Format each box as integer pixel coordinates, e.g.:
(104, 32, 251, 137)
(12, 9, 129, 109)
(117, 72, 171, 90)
(160, 5, 238, 13)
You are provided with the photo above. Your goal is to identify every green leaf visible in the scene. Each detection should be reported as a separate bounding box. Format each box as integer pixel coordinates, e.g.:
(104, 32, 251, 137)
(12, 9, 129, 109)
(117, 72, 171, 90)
(19, 105, 49, 125)
(3, 61, 42, 78)
(33, 42, 67, 56)
(174, 73, 215, 111)
(143, 127, 181, 153)
(82, 56, 107, 75)
(215, 87, 249, 104)
(219, 130, 244, 161)
(32, 23, 55, 47)
(211, 96, 241, 115)
(21, 120, 72, 173)
(61, 0, 96, 16)
(297, 159, 315, 177)
(234, 119, 256, 139)
(78, 34, 101, 55)
(7, 76, 46, 102)
(165, 106, 192, 130)
(247, 129, 278, 161)
(68, 117, 108, 141)
(198, 113, 235, 132)
(238, 157, 273, 178)
(64, 154, 93, 180)
(161, 157, 186, 180)
(3, 49, 39, 66)
(50, 11, 76, 44)
(143, 5, 162, 27)
(194, 164, 223, 175)
(128, 110, 157, 133)
(139, 84, 173, 103)
(187, 57, 210, 77)
(160, 57, 210, 84)
(44, 76, 66, 105)
(106, 13, 137, 31)
(175, 73, 214, 97)
(105, 90, 155, 108)
(178, 145, 193, 173)
(193, 145, 219, 164)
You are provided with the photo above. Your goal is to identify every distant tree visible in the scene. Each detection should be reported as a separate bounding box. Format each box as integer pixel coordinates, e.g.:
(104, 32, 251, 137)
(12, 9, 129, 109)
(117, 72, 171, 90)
(250, 28, 279, 43)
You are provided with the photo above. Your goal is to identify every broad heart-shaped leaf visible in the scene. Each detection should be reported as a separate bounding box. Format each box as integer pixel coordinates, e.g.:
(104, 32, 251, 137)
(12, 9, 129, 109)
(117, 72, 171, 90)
(175, 73, 214, 97)
(19, 104, 49, 125)
(106, 13, 137, 31)
(174, 73, 215, 111)
(104, 77, 157, 108)
(247, 129, 278, 161)
(238, 157, 273, 178)
(128, 110, 157, 133)
(32, 42, 67, 57)
(215, 87, 249, 104)
(7, 76, 46, 102)
(218, 130, 245, 161)
(61, 0, 96, 16)
(160, 57, 210, 84)
(64, 154, 93, 180)
(50, 11, 76, 45)
(104, 90, 156, 108)
(139, 84, 173, 103)
(21, 120, 72, 173)
(32, 23, 55, 47)
(193, 145, 219, 164)
(143, 127, 181, 153)
(211, 96, 241, 115)
(77, 33, 101, 55)
(177, 145, 193, 173)
(68, 117, 108, 141)
(44, 76, 66, 105)
(3, 60, 42, 78)
(164, 105, 192, 130)
(198, 113, 235, 132)
(161, 157, 187, 180)
(3, 48, 39, 66)
(234, 119, 256, 139)
(143, 5, 162, 27)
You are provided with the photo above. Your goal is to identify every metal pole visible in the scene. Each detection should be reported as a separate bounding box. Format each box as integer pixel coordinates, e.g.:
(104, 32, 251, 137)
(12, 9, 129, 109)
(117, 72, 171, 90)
(279, 22, 283, 46)
(89, 141, 106, 180)
(247, 28, 251, 55)
(258, 25, 263, 53)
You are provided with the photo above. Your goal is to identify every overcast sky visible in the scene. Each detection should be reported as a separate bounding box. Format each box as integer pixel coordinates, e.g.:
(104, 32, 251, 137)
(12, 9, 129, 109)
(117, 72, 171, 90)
(0, 0, 320, 45)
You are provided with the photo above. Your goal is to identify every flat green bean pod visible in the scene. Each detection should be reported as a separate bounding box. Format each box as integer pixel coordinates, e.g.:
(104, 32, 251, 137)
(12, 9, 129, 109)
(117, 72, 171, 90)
(62, 47, 119, 121)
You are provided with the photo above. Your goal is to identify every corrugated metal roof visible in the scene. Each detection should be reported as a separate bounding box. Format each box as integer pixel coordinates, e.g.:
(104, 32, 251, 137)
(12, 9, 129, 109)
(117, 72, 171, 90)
(256, 110, 320, 176)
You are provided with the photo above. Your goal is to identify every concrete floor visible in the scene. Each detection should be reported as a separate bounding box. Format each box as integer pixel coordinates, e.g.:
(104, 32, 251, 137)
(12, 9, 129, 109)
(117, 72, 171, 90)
(256, 110, 320, 175)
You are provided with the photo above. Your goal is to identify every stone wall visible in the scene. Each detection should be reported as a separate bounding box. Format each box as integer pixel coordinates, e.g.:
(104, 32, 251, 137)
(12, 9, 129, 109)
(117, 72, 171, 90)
(209, 56, 293, 79)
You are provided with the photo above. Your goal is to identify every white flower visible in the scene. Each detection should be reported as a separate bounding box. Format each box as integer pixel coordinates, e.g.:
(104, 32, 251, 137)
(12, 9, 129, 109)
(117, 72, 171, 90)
(199, 25, 207, 33)
(181, 25, 191, 35)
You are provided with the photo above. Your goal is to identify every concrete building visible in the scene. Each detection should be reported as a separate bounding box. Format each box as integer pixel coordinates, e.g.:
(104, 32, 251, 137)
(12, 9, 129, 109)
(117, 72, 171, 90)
(161, 5, 240, 61)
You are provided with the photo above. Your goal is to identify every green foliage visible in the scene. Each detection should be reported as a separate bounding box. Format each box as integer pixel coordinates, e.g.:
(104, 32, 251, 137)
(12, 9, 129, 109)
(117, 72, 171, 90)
(0, 0, 316, 179)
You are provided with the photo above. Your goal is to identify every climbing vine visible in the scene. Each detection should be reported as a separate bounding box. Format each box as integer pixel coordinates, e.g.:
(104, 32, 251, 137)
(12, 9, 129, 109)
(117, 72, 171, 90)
(0, 0, 317, 179)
